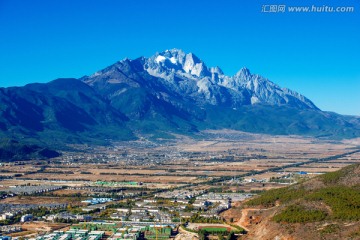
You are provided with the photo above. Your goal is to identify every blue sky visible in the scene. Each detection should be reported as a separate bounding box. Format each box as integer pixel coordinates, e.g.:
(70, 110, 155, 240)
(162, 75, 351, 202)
(0, 0, 359, 115)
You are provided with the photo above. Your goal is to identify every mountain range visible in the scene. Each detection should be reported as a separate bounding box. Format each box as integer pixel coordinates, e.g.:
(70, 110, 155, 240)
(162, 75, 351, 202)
(1, 49, 359, 148)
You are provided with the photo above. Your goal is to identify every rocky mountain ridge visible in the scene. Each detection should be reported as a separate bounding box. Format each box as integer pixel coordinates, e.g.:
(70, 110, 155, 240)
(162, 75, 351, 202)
(0, 49, 359, 147)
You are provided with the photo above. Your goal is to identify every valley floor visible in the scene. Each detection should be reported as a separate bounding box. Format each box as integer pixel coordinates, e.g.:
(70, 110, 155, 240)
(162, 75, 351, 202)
(1, 131, 360, 239)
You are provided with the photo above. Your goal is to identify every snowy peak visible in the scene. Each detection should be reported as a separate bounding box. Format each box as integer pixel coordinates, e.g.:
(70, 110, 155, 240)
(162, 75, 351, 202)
(235, 67, 251, 80)
(88, 49, 318, 110)
(210, 66, 224, 75)
(145, 49, 211, 78)
(183, 53, 210, 77)
(155, 49, 185, 65)
(141, 49, 318, 109)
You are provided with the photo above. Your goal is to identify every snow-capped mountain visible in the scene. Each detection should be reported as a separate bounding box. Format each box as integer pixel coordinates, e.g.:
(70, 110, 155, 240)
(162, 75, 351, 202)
(142, 49, 317, 109)
(1, 48, 359, 146)
(78, 48, 360, 139)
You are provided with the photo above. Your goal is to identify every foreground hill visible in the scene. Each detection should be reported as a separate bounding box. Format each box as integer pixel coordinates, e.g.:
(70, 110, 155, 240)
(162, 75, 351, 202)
(1, 49, 360, 147)
(224, 164, 360, 240)
(0, 139, 60, 162)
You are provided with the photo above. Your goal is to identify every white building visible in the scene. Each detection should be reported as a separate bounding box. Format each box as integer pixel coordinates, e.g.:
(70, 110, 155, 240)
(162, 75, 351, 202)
(20, 214, 33, 222)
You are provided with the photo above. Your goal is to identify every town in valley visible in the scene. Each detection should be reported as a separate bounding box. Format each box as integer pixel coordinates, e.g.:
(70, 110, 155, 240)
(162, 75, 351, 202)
(1, 131, 359, 240)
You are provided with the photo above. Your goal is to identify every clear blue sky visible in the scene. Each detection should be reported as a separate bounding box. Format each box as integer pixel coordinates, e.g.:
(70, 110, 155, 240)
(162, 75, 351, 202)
(0, 0, 359, 115)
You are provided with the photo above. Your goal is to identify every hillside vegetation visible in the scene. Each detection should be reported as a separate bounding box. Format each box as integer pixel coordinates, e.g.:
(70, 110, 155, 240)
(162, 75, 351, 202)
(246, 164, 360, 223)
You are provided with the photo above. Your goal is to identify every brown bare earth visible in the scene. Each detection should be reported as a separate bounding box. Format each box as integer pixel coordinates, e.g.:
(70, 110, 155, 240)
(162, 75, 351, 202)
(4, 131, 358, 191)
(8, 222, 69, 238)
(0, 196, 83, 205)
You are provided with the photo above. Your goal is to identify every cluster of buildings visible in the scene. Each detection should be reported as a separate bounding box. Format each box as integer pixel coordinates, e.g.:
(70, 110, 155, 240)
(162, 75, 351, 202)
(44, 213, 92, 222)
(243, 177, 268, 183)
(197, 193, 253, 202)
(0, 224, 174, 240)
(3, 185, 63, 195)
(0, 226, 22, 234)
(34, 229, 104, 240)
(1, 213, 33, 222)
(0, 203, 67, 221)
(155, 189, 205, 199)
(110, 206, 172, 223)
(67, 185, 137, 199)
(108, 192, 252, 224)
(109, 225, 173, 240)
(94, 181, 139, 187)
(81, 198, 113, 205)
(0, 176, 255, 240)
(0, 190, 249, 240)
(108, 226, 142, 240)
(79, 198, 114, 213)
